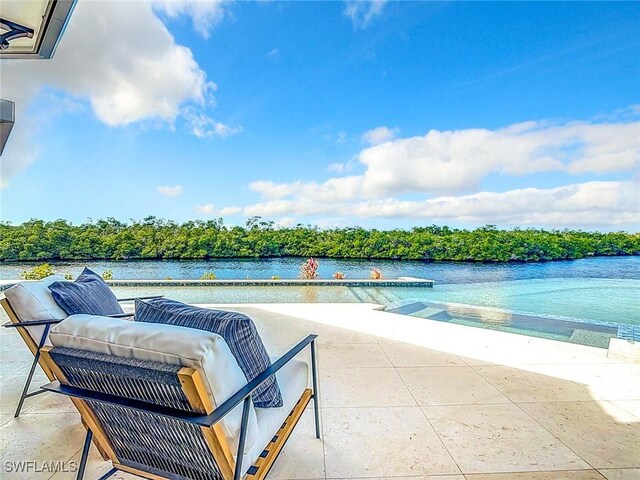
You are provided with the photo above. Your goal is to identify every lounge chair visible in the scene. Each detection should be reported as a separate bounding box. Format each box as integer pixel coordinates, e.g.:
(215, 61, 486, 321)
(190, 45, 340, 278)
(1, 275, 160, 417)
(39, 313, 320, 480)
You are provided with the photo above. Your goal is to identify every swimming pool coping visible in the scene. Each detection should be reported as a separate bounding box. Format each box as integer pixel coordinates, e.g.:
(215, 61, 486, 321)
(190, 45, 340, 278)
(106, 278, 435, 287)
(0, 277, 435, 291)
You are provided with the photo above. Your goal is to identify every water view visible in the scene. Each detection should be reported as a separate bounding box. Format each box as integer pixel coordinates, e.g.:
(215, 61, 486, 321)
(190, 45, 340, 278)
(2, 255, 638, 283)
(4, 256, 636, 327)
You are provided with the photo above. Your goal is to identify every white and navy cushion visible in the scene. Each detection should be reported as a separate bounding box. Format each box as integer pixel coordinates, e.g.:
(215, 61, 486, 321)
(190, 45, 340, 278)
(48, 268, 124, 316)
(4, 275, 69, 345)
(135, 298, 283, 408)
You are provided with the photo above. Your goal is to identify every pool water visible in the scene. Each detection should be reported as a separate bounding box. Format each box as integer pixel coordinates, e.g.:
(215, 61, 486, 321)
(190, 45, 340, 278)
(107, 275, 639, 349)
(369, 278, 640, 325)
(110, 277, 639, 326)
(383, 299, 625, 349)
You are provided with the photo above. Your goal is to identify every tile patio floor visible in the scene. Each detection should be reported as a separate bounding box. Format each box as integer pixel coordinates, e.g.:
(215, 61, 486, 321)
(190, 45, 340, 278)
(0, 302, 638, 480)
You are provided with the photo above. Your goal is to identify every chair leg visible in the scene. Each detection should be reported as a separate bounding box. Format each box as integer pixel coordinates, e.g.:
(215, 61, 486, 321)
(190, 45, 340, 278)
(14, 324, 51, 417)
(310, 339, 321, 439)
(233, 395, 252, 480)
(76, 428, 93, 480)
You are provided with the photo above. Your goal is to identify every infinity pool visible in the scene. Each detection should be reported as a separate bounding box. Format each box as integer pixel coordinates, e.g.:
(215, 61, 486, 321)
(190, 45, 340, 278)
(383, 299, 630, 349)
(110, 277, 639, 327)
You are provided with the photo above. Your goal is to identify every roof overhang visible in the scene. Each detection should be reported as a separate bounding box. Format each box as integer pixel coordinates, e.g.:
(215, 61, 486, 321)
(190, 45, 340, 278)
(0, 100, 15, 156)
(0, 0, 77, 59)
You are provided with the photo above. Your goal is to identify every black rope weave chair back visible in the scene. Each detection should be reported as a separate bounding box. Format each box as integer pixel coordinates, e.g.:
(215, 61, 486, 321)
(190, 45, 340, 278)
(49, 347, 224, 480)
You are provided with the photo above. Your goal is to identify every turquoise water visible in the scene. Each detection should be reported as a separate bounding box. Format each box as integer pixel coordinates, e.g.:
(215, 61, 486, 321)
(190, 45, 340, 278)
(376, 278, 640, 325)
(110, 277, 640, 326)
(383, 300, 623, 349)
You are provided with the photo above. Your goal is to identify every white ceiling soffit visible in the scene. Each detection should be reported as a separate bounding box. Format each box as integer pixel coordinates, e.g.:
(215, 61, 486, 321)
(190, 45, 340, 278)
(0, 0, 77, 59)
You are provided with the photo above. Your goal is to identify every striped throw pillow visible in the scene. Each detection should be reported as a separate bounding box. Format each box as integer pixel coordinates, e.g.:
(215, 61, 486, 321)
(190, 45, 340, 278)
(134, 298, 283, 408)
(48, 268, 124, 316)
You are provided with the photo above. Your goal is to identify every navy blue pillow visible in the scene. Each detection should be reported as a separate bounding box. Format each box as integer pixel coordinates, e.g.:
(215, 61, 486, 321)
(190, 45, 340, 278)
(134, 298, 283, 408)
(48, 267, 124, 316)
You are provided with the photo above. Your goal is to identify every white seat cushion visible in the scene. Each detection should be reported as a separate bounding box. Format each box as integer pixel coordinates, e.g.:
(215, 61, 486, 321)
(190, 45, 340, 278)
(50, 314, 259, 454)
(241, 357, 309, 474)
(5, 275, 68, 346)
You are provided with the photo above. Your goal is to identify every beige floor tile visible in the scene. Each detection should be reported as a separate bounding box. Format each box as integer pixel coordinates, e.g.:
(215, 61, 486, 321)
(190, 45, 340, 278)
(0, 370, 50, 415)
(474, 365, 596, 403)
(0, 332, 33, 350)
(465, 471, 606, 479)
(48, 448, 134, 480)
(599, 469, 640, 480)
(325, 478, 467, 480)
(397, 367, 509, 406)
(318, 344, 392, 368)
(607, 401, 640, 420)
(259, 318, 318, 347)
(460, 341, 612, 367)
(0, 413, 14, 427)
(266, 414, 326, 479)
(323, 406, 460, 477)
(380, 342, 467, 367)
(0, 348, 34, 374)
(320, 367, 416, 408)
(509, 364, 640, 402)
(26, 392, 78, 414)
(381, 476, 466, 480)
(315, 323, 378, 345)
(423, 404, 589, 474)
(0, 413, 85, 480)
(519, 402, 640, 469)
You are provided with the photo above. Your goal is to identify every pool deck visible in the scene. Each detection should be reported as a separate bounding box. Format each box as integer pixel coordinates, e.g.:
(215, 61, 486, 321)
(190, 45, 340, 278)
(0, 302, 638, 479)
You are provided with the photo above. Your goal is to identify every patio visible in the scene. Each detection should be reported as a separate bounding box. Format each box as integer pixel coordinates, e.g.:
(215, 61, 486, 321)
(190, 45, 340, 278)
(0, 302, 638, 480)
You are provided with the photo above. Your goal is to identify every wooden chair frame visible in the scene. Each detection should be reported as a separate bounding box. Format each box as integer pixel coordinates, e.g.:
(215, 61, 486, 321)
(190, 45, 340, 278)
(40, 334, 321, 480)
(1, 295, 162, 417)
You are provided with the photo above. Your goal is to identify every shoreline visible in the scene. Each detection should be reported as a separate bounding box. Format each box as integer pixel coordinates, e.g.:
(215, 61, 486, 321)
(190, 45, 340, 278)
(1, 253, 639, 265)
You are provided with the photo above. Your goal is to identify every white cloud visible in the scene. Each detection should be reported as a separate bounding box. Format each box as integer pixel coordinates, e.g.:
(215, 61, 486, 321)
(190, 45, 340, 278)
(0, 0, 233, 188)
(194, 204, 240, 216)
(344, 0, 388, 28)
(154, 0, 229, 39)
(336, 131, 348, 144)
(219, 206, 241, 215)
(275, 217, 296, 228)
(328, 162, 348, 173)
(267, 48, 279, 60)
(240, 180, 640, 228)
(195, 204, 216, 215)
(157, 185, 183, 197)
(227, 111, 640, 229)
(183, 110, 242, 138)
(245, 115, 640, 203)
(361, 126, 399, 145)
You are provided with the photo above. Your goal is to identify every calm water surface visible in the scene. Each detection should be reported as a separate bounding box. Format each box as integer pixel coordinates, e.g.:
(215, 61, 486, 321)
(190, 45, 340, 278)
(2, 257, 638, 326)
(1, 256, 638, 283)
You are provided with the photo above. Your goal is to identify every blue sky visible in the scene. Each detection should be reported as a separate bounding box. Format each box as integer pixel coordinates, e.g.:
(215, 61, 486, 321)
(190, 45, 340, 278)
(1, 1, 639, 230)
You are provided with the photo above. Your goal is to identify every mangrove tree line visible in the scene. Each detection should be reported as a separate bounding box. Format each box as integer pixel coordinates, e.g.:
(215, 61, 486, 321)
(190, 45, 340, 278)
(0, 217, 638, 263)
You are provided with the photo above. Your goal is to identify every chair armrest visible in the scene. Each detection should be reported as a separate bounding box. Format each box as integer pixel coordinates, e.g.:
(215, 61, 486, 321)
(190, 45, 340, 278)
(41, 380, 215, 426)
(3, 318, 63, 328)
(204, 334, 317, 425)
(3, 313, 134, 328)
(116, 295, 164, 302)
